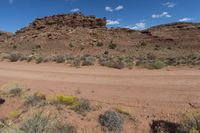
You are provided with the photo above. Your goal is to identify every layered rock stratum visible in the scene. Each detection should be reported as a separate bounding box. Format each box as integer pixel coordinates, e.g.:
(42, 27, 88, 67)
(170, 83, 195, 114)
(0, 13, 200, 57)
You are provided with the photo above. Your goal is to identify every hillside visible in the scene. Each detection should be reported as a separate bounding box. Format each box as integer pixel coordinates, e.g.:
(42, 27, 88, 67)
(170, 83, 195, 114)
(0, 13, 200, 59)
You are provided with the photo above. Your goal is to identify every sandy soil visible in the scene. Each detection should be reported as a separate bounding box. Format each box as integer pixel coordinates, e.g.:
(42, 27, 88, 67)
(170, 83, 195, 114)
(0, 62, 200, 132)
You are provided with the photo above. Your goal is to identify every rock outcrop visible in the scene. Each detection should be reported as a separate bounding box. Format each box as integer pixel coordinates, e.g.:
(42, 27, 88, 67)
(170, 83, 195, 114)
(0, 31, 13, 43)
(16, 12, 106, 35)
(145, 22, 200, 43)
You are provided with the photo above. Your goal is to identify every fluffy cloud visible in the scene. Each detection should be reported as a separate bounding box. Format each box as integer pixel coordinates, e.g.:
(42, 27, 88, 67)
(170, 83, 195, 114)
(179, 17, 192, 22)
(163, 2, 176, 8)
(71, 8, 80, 12)
(105, 5, 124, 12)
(152, 12, 171, 18)
(115, 5, 124, 11)
(126, 22, 146, 30)
(105, 6, 113, 12)
(107, 20, 120, 25)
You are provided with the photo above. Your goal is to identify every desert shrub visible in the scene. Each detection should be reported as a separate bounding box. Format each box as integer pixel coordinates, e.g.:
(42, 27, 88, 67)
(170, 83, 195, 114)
(97, 42, 104, 47)
(115, 107, 136, 121)
(73, 99, 91, 113)
(82, 56, 96, 66)
(70, 57, 81, 68)
(20, 112, 77, 133)
(51, 122, 77, 133)
(24, 93, 46, 107)
(124, 57, 134, 69)
(99, 55, 113, 67)
(108, 43, 117, 49)
(53, 55, 65, 63)
(1, 82, 22, 97)
(26, 55, 33, 62)
(19, 55, 28, 61)
(20, 112, 50, 133)
(9, 111, 20, 118)
(35, 45, 41, 49)
(35, 56, 44, 64)
(99, 110, 124, 132)
(12, 45, 17, 49)
(0, 53, 10, 61)
(178, 110, 200, 133)
(145, 60, 166, 69)
(99, 56, 125, 69)
(7, 53, 21, 62)
(0, 112, 77, 133)
(9, 87, 22, 97)
(56, 96, 79, 106)
(110, 60, 125, 69)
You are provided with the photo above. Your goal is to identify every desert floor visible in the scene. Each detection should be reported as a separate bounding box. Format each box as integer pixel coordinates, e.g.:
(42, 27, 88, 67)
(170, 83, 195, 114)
(0, 62, 200, 132)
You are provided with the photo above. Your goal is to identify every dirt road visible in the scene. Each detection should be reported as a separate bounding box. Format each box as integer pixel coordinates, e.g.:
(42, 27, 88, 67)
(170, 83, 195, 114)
(0, 62, 200, 115)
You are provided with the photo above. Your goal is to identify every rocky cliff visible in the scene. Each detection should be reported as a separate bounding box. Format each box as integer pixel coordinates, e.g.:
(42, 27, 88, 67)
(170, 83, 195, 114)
(0, 31, 13, 43)
(16, 12, 106, 35)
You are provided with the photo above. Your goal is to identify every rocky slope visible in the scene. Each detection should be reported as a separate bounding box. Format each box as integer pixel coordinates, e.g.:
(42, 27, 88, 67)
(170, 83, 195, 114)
(0, 13, 200, 58)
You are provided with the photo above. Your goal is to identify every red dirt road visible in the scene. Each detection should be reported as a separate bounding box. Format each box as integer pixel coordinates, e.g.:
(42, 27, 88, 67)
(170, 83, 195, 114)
(0, 62, 200, 118)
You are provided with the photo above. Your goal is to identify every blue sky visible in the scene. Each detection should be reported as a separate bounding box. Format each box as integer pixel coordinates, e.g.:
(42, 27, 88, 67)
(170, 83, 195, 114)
(0, 0, 199, 32)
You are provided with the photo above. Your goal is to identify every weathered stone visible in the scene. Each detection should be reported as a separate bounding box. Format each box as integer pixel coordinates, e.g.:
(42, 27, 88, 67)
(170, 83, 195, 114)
(16, 12, 106, 35)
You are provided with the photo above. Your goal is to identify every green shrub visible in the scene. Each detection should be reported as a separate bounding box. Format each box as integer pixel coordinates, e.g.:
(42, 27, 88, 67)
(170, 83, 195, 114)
(108, 43, 117, 49)
(12, 45, 17, 49)
(179, 110, 200, 133)
(8, 53, 21, 62)
(99, 110, 124, 132)
(19, 112, 77, 133)
(9, 87, 22, 97)
(70, 57, 81, 68)
(124, 57, 134, 69)
(35, 56, 44, 64)
(26, 55, 33, 62)
(73, 99, 91, 113)
(0, 112, 77, 133)
(56, 96, 79, 106)
(0, 53, 10, 61)
(1, 82, 22, 97)
(53, 55, 65, 63)
(24, 93, 46, 107)
(145, 60, 166, 69)
(82, 56, 96, 66)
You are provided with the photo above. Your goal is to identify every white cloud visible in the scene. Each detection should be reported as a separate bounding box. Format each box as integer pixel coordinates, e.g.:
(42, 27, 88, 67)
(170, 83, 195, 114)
(115, 5, 124, 11)
(71, 8, 80, 12)
(9, 0, 14, 4)
(152, 12, 171, 18)
(163, 2, 176, 8)
(105, 5, 124, 12)
(179, 17, 192, 22)
(126, 22, 146, 30)
(107, 20, 120, 25)
(105, 6, 113, 12)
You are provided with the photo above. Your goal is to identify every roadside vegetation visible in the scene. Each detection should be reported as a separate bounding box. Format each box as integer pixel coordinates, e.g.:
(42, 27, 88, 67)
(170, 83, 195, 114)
(1, 82, 200, 133)
(1, 52, 200, 69)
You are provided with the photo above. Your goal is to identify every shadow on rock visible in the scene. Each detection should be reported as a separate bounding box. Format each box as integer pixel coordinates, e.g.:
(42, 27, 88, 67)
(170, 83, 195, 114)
(0, 98, 5, 105)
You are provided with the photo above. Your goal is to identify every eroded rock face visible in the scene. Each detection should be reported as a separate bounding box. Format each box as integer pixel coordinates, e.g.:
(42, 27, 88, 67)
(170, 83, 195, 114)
(0, 31, 13, 43)
(16, 12, 106, 35)
(145, 22, 200, 43)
